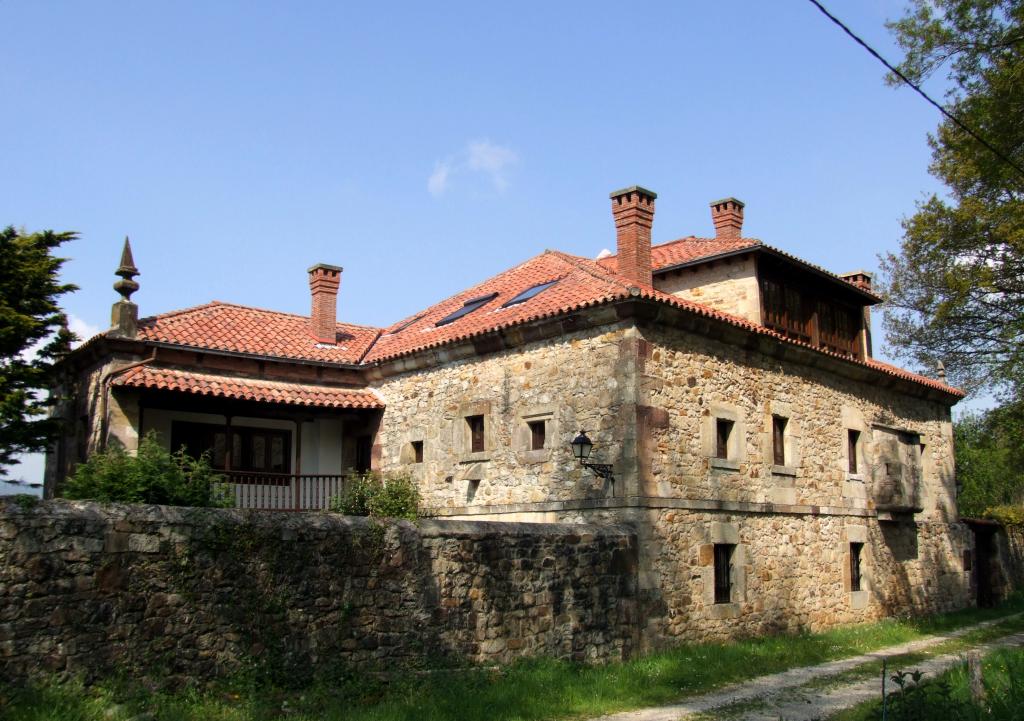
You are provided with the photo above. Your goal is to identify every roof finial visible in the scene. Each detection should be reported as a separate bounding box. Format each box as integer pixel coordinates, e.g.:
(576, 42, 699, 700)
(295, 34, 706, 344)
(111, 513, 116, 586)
(110, 237, 139, 338)
(114, 236, 139, 302)
(936, 359, 947, 382)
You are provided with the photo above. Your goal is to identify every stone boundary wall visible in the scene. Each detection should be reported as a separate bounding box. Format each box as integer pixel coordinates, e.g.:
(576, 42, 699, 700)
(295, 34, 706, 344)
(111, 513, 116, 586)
(0, 500, 639, 683)
(993, 525, 1024, 602)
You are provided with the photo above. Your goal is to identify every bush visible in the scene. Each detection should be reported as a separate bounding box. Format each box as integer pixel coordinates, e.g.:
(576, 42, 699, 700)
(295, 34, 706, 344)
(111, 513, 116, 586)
(329, 472, 419, 520)
(62, 431, 231, 508)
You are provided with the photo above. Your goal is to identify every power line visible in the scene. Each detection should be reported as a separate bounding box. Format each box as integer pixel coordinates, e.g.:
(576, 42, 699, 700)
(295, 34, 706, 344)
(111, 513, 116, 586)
(806, 0, 1024, 182)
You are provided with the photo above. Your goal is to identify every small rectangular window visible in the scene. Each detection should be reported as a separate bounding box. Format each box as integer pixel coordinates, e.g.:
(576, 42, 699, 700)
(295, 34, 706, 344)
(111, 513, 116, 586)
(714, 544, 734, 604)
(528, 420, 545, 451)
(411, 440, 424, 464)
(850, 542, 864, 592)
(715, 418, 734, 459)
(847, 429, 860, 474)
(467, 415, 485, 453)
(772, 416, 788, 466)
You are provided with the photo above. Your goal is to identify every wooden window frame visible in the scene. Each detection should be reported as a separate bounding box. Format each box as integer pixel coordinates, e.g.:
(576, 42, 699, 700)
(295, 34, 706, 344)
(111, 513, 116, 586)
(466, 415, 485, 454)
(528, 419, 546, 451)
(772, 416, 788, 466)
(847, 429, 860, 474)
(171, 420, 291, 473)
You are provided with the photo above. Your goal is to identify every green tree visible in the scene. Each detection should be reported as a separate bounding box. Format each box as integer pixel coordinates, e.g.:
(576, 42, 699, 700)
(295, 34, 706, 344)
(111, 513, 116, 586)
(955, 402, 1024, 516)
(62, 431, 231, 508)
(880, 0, 1024, 399)
(0, 227, 77, 478)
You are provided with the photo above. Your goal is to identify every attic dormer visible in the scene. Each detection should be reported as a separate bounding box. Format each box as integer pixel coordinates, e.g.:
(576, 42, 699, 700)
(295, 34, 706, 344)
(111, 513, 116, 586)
(650, 198, 880, 360)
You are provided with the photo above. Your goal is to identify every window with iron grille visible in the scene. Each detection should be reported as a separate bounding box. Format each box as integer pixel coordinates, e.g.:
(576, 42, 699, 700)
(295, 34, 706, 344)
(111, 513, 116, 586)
(850, 542, 864, 592)
(714, 544, 734, 604)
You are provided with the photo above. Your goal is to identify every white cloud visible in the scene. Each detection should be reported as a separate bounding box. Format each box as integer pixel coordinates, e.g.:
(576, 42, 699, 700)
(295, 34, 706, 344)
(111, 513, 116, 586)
(427, 139, 519, 196)
(68, 314, 102, 349)
(427, 160, 452, 197)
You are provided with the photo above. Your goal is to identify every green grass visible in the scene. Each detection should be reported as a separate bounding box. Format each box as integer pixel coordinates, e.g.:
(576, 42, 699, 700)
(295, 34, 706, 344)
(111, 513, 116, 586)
(3, 595, 1023, 721)
(829, 645, 1024, 721)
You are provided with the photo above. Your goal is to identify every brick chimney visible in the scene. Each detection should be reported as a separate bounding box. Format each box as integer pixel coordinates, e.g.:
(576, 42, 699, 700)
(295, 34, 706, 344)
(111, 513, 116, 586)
(710, 197, 745, 239)
(840, 270, 873, 292)
(610, 186, 657, 287)
(308, 263, 342, 344)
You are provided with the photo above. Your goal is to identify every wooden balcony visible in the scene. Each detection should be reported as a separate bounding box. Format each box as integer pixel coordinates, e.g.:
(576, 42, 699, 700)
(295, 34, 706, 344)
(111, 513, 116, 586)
(220, 471, 348, 511)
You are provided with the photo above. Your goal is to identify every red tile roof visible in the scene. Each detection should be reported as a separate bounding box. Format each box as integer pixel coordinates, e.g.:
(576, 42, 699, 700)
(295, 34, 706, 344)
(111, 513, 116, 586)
(599, 236, 880, 300)
(365, 251, 633, 363)
(99, 245, 957, 399)
(598, 236, 759, 273)
(111, 364, 384, 408)
(137, 302, 380, 364)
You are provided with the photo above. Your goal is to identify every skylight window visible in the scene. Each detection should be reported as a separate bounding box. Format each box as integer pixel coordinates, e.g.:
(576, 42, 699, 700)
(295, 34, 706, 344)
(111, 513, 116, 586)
(390, 314, 424, 334)
(435, 292, 498, 327)
(501, 280, 558, 308)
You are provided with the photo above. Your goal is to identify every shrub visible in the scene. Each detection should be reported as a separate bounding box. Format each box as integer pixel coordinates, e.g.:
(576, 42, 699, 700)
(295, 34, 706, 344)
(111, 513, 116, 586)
(62, 431, 231, 508)
(329, 472, 419, 520)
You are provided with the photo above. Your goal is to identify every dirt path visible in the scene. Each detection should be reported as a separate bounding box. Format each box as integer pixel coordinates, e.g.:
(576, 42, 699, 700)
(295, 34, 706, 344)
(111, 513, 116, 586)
(588, 614, 1024, 721)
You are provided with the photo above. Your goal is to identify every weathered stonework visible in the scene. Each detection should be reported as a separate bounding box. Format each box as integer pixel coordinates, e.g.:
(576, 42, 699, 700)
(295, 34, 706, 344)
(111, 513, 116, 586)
(367, 313, 974, 649)
(0, 500, 638, 681)
(373, 322, 641, 510)
(655, 255, 761, 324)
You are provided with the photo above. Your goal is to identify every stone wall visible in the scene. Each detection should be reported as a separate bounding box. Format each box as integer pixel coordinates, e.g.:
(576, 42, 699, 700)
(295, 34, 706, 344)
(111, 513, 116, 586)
(654, 255, 761, 324)
(642, 511, 970, 643)
(0, 500, 638, 682)
(638, 324, 957, 520)
(372, 320, 641, 511)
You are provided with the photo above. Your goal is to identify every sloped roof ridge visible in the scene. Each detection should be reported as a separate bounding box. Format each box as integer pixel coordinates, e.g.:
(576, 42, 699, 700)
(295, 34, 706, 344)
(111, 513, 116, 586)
(138, 299, 382, 332)
(545, 249, 637, 292)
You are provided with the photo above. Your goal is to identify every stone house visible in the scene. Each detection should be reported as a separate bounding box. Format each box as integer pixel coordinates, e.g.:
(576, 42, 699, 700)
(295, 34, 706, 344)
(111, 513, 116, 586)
(45, 186, 976, 645)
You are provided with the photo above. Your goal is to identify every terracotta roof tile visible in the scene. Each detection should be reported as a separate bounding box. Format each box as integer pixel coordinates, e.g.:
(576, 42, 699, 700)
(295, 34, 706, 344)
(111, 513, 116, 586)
(598, 236, 759, 273)
(137, 302, 381, 364)
(111, 364, 384, 408)
(113, 247, 957, 399)
(599, 236, 879, 299)
(364, 251, 634, 363)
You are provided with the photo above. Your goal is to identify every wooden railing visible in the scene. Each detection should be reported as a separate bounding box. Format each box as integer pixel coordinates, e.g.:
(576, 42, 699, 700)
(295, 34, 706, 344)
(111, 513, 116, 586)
(220, 471, 348, 511)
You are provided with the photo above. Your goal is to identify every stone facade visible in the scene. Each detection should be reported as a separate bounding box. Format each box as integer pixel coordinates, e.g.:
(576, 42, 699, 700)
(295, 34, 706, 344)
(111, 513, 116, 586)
(655, 255, 761, 324)
(0, 499, 638, 681)
(365, 308, 974, 648)
(41, 189, 1000, 664)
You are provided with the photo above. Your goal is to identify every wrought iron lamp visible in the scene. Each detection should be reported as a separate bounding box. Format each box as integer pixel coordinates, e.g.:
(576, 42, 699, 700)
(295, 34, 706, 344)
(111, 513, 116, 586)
(570, 430, 614, 481)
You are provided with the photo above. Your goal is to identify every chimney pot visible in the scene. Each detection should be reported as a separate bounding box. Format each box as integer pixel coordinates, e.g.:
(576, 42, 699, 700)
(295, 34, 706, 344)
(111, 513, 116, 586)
(610, 185, 657, 286)
(308, 263, 343, 344)
(840, 270, 873, 291)
(710, 197, 745, 239)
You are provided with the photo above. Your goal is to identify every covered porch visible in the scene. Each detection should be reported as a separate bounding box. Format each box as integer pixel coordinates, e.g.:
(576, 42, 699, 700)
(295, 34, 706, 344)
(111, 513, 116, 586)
(111, 364, 384, 510)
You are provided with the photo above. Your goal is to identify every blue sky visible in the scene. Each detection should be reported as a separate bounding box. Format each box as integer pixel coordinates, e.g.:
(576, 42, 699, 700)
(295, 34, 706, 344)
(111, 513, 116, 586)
(1, 1, 963, 487)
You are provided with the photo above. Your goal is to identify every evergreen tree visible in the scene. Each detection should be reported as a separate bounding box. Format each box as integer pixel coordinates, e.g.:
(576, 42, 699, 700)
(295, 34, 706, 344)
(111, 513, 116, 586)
(0, 226, 77, 477)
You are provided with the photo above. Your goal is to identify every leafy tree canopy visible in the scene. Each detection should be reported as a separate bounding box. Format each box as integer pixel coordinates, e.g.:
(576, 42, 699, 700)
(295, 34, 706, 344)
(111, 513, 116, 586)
(62, 432, 232, 508)
(0, 226, 77, 477)
(955, 401, 1024, 516)
(880, 0, 1024, 399)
